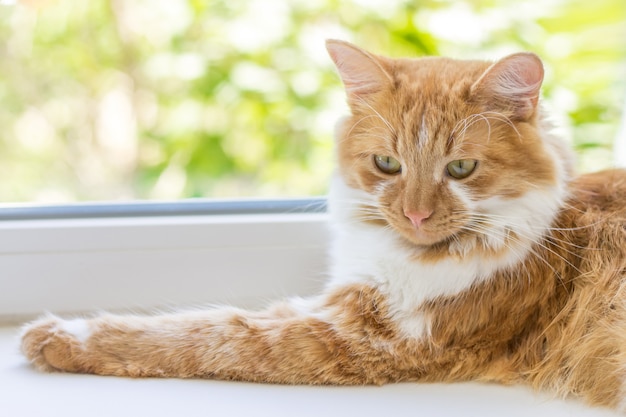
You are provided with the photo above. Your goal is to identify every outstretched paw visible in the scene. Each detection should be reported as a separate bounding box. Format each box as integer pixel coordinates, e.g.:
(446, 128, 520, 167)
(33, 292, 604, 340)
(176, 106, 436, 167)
(20, 315, 90, 373)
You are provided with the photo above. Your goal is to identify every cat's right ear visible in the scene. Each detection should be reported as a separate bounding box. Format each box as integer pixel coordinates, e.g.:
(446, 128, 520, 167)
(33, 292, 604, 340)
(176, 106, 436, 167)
(326, 40, 393, 108)
(470, 52, 544, 121)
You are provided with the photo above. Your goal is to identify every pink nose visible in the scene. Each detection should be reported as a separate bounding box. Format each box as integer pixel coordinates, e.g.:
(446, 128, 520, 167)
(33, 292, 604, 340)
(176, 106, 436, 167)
(404, 210, 432, 228)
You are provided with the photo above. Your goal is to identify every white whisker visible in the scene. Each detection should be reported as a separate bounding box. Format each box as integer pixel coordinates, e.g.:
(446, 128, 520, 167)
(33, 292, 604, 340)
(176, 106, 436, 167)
(450, 111, 522, 146)
(354, 97, 397, 136)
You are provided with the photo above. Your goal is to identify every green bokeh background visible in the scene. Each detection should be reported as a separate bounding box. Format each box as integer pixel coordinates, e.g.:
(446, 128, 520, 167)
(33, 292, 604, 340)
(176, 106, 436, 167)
(0, 0, 624, 202)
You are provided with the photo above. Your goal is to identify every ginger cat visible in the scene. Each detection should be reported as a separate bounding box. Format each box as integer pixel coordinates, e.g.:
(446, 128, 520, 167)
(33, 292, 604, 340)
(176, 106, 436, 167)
(21, 40, 626, 412)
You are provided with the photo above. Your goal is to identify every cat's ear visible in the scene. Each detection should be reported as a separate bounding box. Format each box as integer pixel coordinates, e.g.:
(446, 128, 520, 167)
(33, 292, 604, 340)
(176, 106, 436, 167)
(326, 39, 393, 107)
(471, 52, 544, 121)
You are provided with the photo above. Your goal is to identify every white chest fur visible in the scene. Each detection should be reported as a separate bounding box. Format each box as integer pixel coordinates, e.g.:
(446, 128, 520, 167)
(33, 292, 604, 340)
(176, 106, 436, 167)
(328, 220, 506, 339)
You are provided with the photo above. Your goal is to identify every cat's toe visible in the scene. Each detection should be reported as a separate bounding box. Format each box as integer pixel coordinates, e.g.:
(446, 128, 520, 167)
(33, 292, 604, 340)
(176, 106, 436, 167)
(20, 315, 85, 372)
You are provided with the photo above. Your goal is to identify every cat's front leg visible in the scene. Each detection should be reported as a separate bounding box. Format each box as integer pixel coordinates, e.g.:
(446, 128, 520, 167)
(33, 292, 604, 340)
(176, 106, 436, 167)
(21, 284, 412, 384)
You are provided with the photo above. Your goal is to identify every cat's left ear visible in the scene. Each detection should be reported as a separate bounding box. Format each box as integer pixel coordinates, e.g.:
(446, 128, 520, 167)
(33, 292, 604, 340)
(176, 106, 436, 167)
(471, 52, 544, 121)
(326, 39, 393, 108)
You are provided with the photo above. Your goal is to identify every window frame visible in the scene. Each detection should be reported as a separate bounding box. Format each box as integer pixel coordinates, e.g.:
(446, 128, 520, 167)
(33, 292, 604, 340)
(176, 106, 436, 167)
(0, 198, 329, 324)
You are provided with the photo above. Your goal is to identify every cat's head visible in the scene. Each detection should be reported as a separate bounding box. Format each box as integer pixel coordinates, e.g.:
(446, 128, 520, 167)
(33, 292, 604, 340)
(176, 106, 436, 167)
(326, 40, 572, 254)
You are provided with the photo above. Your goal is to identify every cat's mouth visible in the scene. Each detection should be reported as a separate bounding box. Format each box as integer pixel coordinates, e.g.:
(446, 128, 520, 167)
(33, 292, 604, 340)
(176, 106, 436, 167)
(403, 219, 519, 257)
(395, 216, 485, 250)
(398, 224, 460, 248)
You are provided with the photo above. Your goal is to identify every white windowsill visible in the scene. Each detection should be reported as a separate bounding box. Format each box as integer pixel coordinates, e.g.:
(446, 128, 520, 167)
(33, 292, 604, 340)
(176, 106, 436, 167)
(0, 211, 621, 416)
(0, 326, 617, 417)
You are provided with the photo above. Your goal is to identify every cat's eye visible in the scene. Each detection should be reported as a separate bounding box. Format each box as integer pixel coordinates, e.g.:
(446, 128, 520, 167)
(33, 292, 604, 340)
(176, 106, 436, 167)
(374, 155, 402, 175)
(446, 159, 478, 179)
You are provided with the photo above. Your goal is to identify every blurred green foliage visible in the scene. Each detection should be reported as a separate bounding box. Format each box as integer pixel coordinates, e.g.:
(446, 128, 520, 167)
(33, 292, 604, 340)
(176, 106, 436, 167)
(0, 0, 624, 202)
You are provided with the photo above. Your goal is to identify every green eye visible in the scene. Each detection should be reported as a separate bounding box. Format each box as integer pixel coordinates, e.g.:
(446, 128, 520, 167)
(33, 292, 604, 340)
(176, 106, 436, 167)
(446, 159, 478, 179)
(374, 155, 402, 175)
